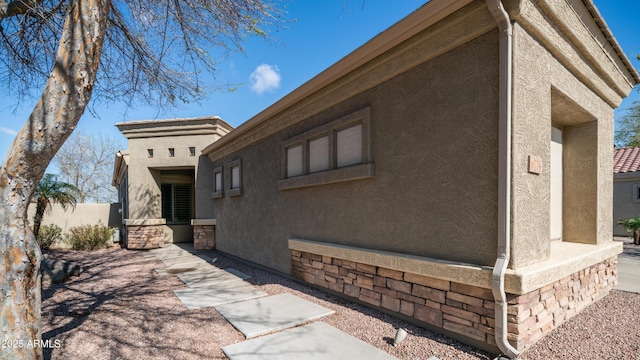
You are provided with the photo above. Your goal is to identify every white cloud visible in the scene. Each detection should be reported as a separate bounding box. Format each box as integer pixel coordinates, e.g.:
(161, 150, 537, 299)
(0, 127, 18, 136)
(250, 64, 281, 94)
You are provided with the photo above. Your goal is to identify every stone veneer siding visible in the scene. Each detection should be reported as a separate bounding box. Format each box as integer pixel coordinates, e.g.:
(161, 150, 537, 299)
(291, 251, 617, 352)
(193, 225, 215, 250)
(126, 225, 164, 249)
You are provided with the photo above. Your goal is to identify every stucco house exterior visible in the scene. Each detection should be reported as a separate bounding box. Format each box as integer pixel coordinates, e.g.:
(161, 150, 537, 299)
(613, 146, 640, 235)
(189, 0, 638, 357)
(112, 117, 232, 249)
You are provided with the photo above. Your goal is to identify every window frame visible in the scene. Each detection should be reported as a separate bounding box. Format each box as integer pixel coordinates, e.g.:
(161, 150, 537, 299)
(212, 166, 223, 199)
(278, 107, 373, 190)
(633, 183, 640, 203)
(228, 158, 242, 197)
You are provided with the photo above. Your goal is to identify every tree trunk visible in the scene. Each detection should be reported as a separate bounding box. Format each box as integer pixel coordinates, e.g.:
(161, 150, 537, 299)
(0, 1, 111, 358)
(634, 229, 640, 246)
(32, 200, 47, 241)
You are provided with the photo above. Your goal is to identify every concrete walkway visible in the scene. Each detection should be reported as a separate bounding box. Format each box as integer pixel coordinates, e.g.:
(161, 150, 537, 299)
(617, 253, 640, 293)
(146, 244, 399, 360)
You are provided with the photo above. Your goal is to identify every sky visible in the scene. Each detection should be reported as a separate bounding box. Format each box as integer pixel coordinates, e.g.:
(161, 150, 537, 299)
(0, 0, 639, 169)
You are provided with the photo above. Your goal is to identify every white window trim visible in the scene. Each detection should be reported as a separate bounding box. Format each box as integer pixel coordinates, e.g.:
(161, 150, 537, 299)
(212, 166, 223, 199)
(279, 107, 373, 190)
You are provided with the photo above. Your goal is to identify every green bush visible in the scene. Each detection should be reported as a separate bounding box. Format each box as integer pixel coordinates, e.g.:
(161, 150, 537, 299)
(65, 225, 114, 251)
(619, 217, 640, 245)
(37, 224, 63, 251)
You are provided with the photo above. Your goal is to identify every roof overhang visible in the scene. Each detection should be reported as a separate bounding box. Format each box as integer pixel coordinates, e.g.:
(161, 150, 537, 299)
(201, 0, 639, 159)
(202, 0, 475, 157)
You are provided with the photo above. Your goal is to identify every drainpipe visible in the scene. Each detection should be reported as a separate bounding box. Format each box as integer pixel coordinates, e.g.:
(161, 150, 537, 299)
(486, 0, 520, 359)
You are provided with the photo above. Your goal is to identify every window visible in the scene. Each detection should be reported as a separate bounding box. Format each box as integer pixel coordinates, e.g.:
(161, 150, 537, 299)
(161, 183, 192, 223)
(309, 136, 329, 173)
(168, 148, 175, 157)
(228, 159, 242, 196)
(278, 107, 373, 190)
(633, 183, 640, 203)
(189, 147, 196, 156)
(212, 166, 223, 199)
(336, 124, 363, 168)
(147, 149, 154, 158)
(286, 144, 304, 177)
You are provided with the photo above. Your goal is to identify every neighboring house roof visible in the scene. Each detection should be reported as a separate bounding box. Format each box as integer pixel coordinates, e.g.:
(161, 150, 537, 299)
(614, 147, 640, 174)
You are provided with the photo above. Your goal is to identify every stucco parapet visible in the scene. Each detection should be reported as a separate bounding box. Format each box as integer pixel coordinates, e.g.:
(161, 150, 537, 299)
(191, 219, 217, 226)
(116, 117, 233, 139)
(289, 238, 622, 295)
(125, 218, 166, 226)
(512, 0, 637, 106)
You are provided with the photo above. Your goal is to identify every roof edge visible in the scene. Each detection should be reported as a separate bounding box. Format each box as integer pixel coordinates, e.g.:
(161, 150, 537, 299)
(202, 0, 474, 156)
(115, 116, 234, 139)
(582, 0, 640, 84)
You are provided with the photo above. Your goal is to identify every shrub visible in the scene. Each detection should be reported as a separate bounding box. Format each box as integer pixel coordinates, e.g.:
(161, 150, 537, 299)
(619, 217, 640, 245)
(37, 224, 63, 251)
(65, 225, 114, 251)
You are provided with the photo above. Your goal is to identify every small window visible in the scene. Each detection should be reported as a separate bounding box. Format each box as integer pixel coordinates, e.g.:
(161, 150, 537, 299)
(215, 172, 223, 192)
(228, 159, 242, 196)
(286, 145, 304, 178)
(168, 148, 175, 157)
(231, 166, 240, 188)
(189, 147, 196, 156)
(633, 183, 640, 203)
(336, 124, 363, 168)
(212, 166, 223, 199)
(278, 107, 372, 190)
(147, 149, 154, 158)
(309, 136, 329, 173)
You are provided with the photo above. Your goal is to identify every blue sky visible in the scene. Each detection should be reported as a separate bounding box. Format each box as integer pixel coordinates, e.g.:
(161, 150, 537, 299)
(1, 0, 639, 167)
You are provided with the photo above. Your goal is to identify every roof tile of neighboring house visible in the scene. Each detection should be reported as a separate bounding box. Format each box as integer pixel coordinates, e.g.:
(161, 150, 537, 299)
(614, 147, 640, 174)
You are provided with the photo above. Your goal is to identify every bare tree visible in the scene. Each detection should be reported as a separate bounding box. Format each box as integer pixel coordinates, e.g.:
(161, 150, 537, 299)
(0, 1, 284, 358)
(54, 131, 122, 203)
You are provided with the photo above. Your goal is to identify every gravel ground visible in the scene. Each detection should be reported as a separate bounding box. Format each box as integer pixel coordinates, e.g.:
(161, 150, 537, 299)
(41, 243, 640, 360)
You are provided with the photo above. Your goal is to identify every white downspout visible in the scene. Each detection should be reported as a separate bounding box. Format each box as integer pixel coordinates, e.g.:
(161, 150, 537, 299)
(486, 0, 520, 359)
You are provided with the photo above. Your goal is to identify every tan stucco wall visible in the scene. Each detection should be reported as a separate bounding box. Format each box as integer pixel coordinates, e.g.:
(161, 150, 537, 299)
(116, 117, 232, 246)
(126, 133, 219, 220)
(210, 12, 501, 274)
(613, 174, 640, 236)
(203, 1, 635, 275)
(508, 0, 633, 268)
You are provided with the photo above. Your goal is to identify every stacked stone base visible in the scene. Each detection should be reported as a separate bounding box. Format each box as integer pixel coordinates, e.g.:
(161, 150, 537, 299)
(506, 256, 617, 349)
(126, 225, 164, 249)
(193, 225, 215, 250)
(291, 250, 617, 353)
